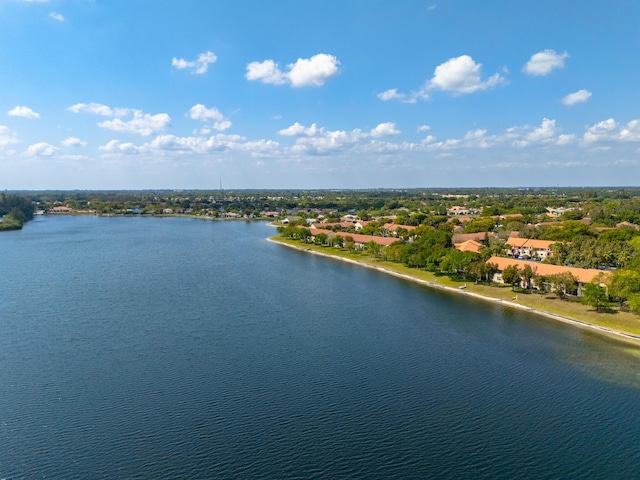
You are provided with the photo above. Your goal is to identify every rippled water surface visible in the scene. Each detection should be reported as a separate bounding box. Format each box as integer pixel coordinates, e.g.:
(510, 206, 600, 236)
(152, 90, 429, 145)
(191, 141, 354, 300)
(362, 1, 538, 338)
(1, 216, 639, 478)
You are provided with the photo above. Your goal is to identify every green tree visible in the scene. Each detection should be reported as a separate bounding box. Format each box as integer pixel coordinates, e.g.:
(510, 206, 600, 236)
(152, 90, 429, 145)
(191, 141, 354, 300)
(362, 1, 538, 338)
(344, 235, 356, 251)
(484, 262, 499, 285)
(502, 265, 521, 291)
(581, 282, 609, 312)
(314, 232, 328, 245)
(607, 269, 640, 307)
(545, 272, 578, 298)
(521, 264, 535, 292)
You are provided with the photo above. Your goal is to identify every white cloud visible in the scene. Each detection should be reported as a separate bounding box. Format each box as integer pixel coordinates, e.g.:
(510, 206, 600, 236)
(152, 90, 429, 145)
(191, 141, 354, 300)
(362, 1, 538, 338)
(417, 125, 431, 132)
(581, 118, 640, 143)
(246, 59, 287, 85)
(246, 53, 340, 87)
(8, 105, 40, 119)
(49, 12, 64, 21)
(619, 120, 640, 142)
(291, 129, 365, 155)
(171, 51, 217, 74)
(513, 118, 557, 147)
(0, 126, 19, 148)
(377, 89, 406, 101)
(61, 137, 86, 147)
(583, 118, 618, 143)
(288, 54, 340, 87)
(98, 111, 171, 136)
(189, 104, 223, 122)
(68, 102, 128, 117)
(278, 122, 319, 136)
(428, 118, 567, 151)
(429, 55, 506, 95)
(377, 87, 426, 103)
(428, 4, 437, 10)
(188, 104, 231, 132)
(523, 49, 569, 76)
(562, 89, 591, 106)
(99, 140, 121, 152)
(99, 132, 280, 159)
(26, 142, 58, 157)
(557, 134, 577, 145)
(69, 103, 170, 136)
(370, 122, 400, 137)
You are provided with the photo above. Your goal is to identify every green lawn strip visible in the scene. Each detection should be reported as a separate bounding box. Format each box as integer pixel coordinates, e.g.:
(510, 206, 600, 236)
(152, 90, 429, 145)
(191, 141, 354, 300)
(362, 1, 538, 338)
(271, 237, 640, 337)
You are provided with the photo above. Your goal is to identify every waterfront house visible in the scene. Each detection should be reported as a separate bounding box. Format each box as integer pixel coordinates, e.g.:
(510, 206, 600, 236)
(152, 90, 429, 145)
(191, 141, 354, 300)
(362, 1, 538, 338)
(505, 237, 556, 260)
(486, 256, 609, 295)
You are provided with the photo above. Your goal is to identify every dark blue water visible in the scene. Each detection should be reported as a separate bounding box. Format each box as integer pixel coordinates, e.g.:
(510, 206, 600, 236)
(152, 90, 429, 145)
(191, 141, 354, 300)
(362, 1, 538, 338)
(1, 216, 639, 479)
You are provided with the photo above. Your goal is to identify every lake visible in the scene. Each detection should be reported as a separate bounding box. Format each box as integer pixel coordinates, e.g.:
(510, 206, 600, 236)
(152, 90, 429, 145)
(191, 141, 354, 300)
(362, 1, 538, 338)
(1, 216, 639, 478)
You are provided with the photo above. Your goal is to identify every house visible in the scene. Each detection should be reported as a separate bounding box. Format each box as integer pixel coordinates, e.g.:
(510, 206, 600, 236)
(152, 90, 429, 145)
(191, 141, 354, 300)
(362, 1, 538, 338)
(486, 256, 609, 295)
(505, 237, 556, 260)
(307, 227, 397, 249)
(51, 206, 73, 213)
(454, 239, 483, 253)
(452, 232, 495, 244)
(616, 221, 640, 230)
(383, 223, 417, 235)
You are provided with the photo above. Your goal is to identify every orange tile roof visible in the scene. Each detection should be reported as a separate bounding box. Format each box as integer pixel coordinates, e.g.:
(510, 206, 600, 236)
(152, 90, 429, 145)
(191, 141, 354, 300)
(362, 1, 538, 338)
(506, 237, 556, 249)
(486, 256, 610, 284)
(308, 228, 398, 246)
(383, 223, 417, 231)
(454, 239, 483, 253)
(452, 232, 495, 243)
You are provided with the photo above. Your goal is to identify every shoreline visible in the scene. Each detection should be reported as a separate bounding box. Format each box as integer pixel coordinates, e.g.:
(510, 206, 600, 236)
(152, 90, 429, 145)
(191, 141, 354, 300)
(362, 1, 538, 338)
(268, 238, 640, 346)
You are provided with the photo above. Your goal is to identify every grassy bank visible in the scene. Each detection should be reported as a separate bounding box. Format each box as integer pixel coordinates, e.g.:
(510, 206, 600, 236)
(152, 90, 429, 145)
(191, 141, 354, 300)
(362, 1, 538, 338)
(271, 236, 640, 341)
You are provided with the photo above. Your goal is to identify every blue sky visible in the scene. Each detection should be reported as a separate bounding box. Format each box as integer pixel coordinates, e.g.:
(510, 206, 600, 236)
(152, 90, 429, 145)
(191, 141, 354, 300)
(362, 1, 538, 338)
(1, 0, 639, 190)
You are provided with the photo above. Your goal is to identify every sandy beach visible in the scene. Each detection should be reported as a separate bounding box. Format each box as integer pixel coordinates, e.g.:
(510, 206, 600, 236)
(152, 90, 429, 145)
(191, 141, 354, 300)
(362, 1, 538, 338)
(269, 238, 640, 345)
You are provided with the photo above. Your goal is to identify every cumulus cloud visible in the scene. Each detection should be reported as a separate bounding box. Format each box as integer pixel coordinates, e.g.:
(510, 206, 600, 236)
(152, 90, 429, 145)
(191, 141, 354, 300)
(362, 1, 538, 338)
(291, 129, 365, 155)
(188, 104, 232, 132)
(99, 132, 280, 159)
(26, 142, 58, 156)
(512, 118, 556, 147)
(8, 105, 40, 119)
(246, 59, 287, 85)
(428, 55, 506, 95)
(523, 49, 569, 76)
(426, 118, 569, 151)
(288, 54, 340, 87)
(370, 122, 400, 137)
(562, 89, 592, 106)
(61, 137, 87, 147)
(246, 53, 340, 87)
(620, 120, 640, 142)
(278, 122, 319, 136)
(172, 51, 217, 74)
(583, 118, 618, 143)
(49, 12, 64, 21)
(417, 125, 431, 132)
(69, 103, 170, 136)
(98, 111, 171, 136)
